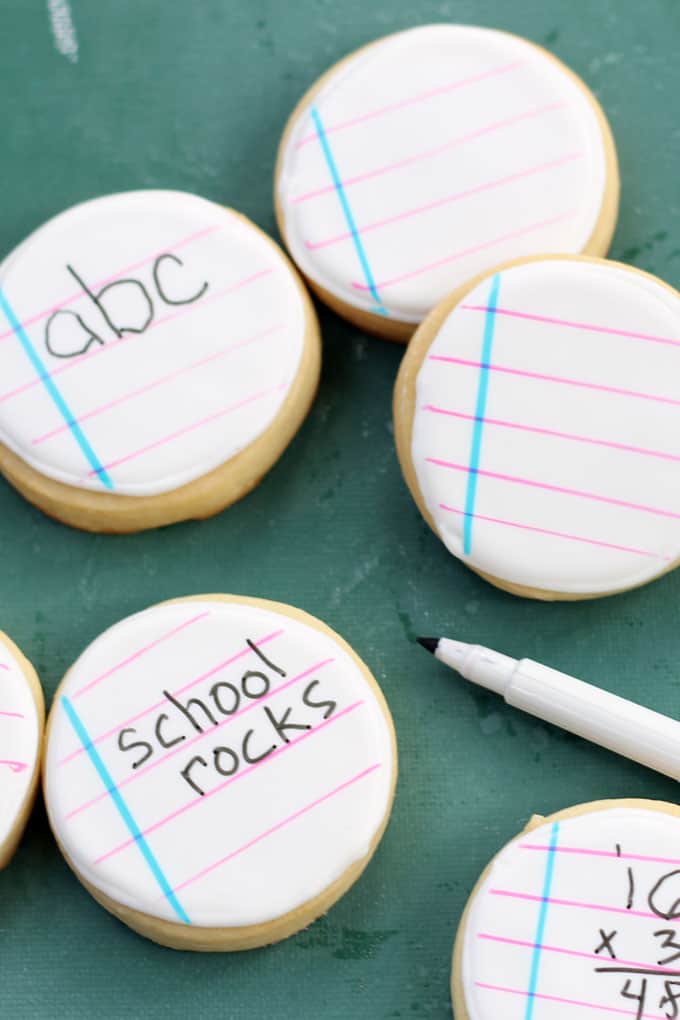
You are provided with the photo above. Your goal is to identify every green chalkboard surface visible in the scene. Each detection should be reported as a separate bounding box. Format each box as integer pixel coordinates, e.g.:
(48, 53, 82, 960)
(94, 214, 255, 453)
(2, 1, 680, 1017)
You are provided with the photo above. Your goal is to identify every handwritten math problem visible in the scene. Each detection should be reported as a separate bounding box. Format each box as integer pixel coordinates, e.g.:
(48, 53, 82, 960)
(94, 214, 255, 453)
(464, 807, 680, 1020)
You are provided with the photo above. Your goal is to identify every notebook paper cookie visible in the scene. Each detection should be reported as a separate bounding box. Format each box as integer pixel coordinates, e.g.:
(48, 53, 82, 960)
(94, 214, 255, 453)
(394, 256, 680, 600)
(452, 800, 680, 1020)
(275, 24, 618, 341)
(0, 191, 320, 532)
(43, 595, 397, 950)
(0, 632, 44, 869)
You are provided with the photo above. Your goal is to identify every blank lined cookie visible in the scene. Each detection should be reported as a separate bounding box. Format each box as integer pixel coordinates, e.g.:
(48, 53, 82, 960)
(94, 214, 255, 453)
(0, 190, 320, 531)
(276, 24, 618, 340)
(394, 256, 680, 599)
(43, 595, 397, 950)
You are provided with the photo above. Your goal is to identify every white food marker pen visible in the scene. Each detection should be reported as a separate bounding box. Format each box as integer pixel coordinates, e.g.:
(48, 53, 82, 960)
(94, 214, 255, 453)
(418, 637, 680, 782)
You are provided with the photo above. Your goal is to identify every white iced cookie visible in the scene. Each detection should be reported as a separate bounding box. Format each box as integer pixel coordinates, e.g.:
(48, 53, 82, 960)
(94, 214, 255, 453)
(0, 631, 44, 869)
(275, 24, 618, 341)
(452, 800, 680, 1020)
(43, 595, 397, 950)
(0, 190, 320, 532)
(394, 256, 680, 600)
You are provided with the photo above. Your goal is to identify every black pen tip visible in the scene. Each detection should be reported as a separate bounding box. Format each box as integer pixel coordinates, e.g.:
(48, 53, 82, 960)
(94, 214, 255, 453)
(416, 637, 440, 654)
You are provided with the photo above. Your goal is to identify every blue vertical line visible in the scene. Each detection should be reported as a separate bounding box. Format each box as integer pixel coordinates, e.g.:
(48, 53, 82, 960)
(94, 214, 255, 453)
(524, 821, 560, 1020)
(463, 273, 501, 555)
(310, 106, 388, 316)
(61, 696, 190, 925)
(0, 286, 113, 489)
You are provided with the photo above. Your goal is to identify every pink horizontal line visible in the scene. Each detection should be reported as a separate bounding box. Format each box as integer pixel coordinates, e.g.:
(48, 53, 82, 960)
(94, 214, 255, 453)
(85, 382, 285, 479)
(33, 321, 283, 445)
(291, 103, 564, 203)
(461, 302, 680, 350)
(479, 932, 675, 974)
(296, 60, 521, 148)
(0, 663, 9, 670)
(475, 982, 666, 1020)
(172, 760, 381, 896)
(307, 153, 582, 249)
(95, 699, 366, 865)
(491, 887, 662, 922)
(72, 610, 210, 701)
(439, 504, 669, 561)
(521, 841, 680, 866)
(351, 211, 572, 291)
(425, 404, 680, 464)
(0, 224, 220, 344)
(58, 628, 284, 766)
(0, 709, 25, 719)
(66, 657, 334, 820)
(429, 354, 680, 408)
(430, 458, 680, 521)
(0, 267, 273, 408)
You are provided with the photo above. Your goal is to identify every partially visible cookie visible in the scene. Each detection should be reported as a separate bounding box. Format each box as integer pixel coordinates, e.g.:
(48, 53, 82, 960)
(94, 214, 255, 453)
(452, 799, 680, 1020)
(0, 190, 320, 532)
(394, 255, 680, 600)
(43, 595, 397, 950)
(276, 24, 618, 341)
(0, 631, 44, 869)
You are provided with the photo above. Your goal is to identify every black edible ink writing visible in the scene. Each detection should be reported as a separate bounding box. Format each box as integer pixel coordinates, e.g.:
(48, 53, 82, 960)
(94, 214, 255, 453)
(209, 680, 240, 716)
(302, 679, 336, 719)
(242, 728, 276, 765)
(45, 308, 104, 359)
(263, 704, 311, 743)
(213, 746, 239, 777)
(162, 689, 218, 733)
(180, 755, 208, 796)
(246, 638, 286, 677)
(117, 728, 152, 769)
(152, 253, 208, 306)
(650, 872, 680, 921)
(594, 930, 618, 959)
(154, 712, 185, 750)
(241, 670, 270, 700)
(44, 252, 210, 359)
(67, 265, 153, 338)
(655, 930, 680, 967)
(620, 977, 647, 1020)
(660, 980, 680, 1019)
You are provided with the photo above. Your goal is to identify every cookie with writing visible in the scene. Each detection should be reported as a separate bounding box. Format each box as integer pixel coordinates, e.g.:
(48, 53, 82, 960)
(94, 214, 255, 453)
(452, 799, 680, 1020)
(394, 255, 680, 600)
(42, 595, 397, 950)
(275, 24, 618, 342)
(0, 631, 44, 869)
(0, 190, 320, 532)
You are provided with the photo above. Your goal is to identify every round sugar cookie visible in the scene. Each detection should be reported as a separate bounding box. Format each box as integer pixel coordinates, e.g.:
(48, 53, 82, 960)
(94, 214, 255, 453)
(394, 255, 680, 600)
(452, 799, 680, 1020)
(275, 24, 618, 342)
(0, 631, 44, 869)
(43, 595, 397, 950)
(0, 190, 320, 532)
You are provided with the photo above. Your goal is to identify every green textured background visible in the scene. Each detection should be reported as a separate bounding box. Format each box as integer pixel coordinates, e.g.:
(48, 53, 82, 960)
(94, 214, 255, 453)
(1, 1, 680, 1017)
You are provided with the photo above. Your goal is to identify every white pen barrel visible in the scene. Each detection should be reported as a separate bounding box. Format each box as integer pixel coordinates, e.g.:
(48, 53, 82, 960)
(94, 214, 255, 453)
(507, 660, 680, 782)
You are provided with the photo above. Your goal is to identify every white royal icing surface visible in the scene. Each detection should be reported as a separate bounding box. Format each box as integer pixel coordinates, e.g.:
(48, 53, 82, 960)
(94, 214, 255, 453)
(0, 639, 41, 850)
(44, 599, 394, 928)
(0, 191, 307, 496)
(462, 806, 680, 1020)
(410, 258, 680, 595)
(278, 24, 608, 325)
